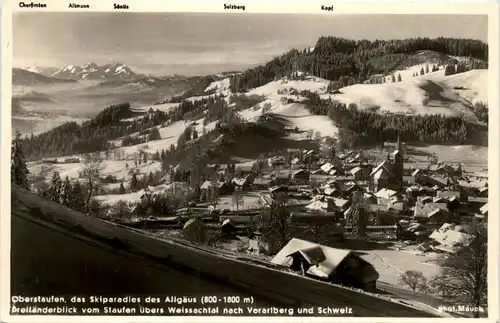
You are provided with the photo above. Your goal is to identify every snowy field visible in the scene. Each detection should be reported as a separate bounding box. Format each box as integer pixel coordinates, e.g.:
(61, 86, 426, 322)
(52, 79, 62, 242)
(322, 68, 487, 118)
(216, 194, 263, 211)
(246, 76, 329, 97)
(361, 249, 441, 286)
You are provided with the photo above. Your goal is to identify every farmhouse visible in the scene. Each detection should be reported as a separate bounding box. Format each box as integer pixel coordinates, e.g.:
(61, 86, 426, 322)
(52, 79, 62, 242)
(271, 238, 379, 291)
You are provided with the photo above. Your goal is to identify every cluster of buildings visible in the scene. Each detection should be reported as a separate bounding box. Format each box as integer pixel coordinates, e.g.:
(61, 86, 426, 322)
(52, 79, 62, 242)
(118, 137, 487, 291)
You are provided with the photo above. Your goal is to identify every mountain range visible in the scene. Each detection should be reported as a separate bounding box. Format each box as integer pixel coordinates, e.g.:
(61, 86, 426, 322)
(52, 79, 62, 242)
(51, 62, 142, 81)
(14, 62, 143, 85)
(12, 68, 78, 86)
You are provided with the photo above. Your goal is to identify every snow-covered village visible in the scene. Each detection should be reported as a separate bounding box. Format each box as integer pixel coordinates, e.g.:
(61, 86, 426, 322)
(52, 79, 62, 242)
(9, 12, 490, 319)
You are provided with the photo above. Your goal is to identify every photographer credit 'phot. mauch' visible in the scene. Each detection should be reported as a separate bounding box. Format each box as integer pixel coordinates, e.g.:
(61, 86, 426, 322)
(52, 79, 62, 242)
(4, 2, 496, 321)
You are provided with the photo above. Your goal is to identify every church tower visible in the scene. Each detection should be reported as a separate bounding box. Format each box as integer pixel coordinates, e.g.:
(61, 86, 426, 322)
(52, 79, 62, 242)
(392, 134, 404, 185)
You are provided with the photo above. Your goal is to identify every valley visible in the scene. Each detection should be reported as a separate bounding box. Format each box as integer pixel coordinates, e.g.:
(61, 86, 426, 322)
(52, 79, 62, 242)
(11, 35, 489, 317)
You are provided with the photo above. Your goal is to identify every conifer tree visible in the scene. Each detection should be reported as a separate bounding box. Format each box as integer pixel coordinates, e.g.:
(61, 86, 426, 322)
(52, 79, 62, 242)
(80, 153, 103, 215)
(444, 64, 457, 76)
(420, 67, 425, 75)
(119, 182, 126, 194)
(391, 74, 396, 83)
(11, 130, 30, 189)
(71, 180, 86, 212)
(61, 176, 73, 207)
(425, 64, 429, 73)
(48, 172, 63, 203)
(130, 173, 139, 191)
(397, 73, 402, 82)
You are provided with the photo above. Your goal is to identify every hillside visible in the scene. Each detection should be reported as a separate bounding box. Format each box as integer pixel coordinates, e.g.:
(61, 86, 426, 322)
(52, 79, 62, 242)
(324, 69, 487, 119)
(20, 37, 489, 165)
(12, 68, 78, 86)
(23, 66, 60, 77)
(229, 37, 487, 93)
(20, 57, 488, 161)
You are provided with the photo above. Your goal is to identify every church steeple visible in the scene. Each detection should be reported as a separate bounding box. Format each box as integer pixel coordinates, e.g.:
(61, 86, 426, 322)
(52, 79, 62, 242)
(392, 133, 404, 188)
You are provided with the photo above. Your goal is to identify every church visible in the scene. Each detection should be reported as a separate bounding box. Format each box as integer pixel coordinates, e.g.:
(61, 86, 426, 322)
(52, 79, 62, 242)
(369, 135, 404, 192)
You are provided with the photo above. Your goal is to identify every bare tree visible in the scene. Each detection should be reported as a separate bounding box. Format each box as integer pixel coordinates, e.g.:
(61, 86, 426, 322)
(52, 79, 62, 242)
(81, 153, 103, 215)
(399, 270, 428, 292)
(347, 192, 368, 238)
(259, 193, 291, 251)
(210, 176, 219, 208)
(306, 221, 329, 244)
(431, 225, 487, 317)
(232, 189, 244, 211)
(110, 200, 132, 221)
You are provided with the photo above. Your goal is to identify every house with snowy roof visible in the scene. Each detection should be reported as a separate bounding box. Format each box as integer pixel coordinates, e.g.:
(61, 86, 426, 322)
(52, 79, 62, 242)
(271, 238, 379, 291)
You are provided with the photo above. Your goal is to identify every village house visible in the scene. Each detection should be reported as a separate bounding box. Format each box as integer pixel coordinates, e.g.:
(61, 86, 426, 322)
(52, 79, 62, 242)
(268, 185, 288, 198)
(467, 196, 488, 213)
(413, 204, 448, 224)
(350, 166, 366, 181)
(477, 186, 488, 198)
(221, 218, 250, 235)
(41, 158, 58, 164)
(283, 198, 311, 212)
(200, 180, 228, 196)
(252, 177, 273, 190)
(374, 188, 398, 204)
(322, 186, 344, 198)
(231, 173, 256, 190)
(396, 220, 430, 241)
(273, 169, 310, 185)
(268, 156, 286, 168)
(234, 163, 257, 176)
(247, 231, 279, 255)
(309, 174, 338, 184)
(478, 203, 488, 218)
(429, 223, 474, 253)
(318, 162, 339, 175)
(428, 163, 458, 176)
(436, 190, 461, 201)
(64, 157, 80, 163)
(305, 199, 338, 213)
(271, 238, 380, 291)
(350, 204, 403, 225)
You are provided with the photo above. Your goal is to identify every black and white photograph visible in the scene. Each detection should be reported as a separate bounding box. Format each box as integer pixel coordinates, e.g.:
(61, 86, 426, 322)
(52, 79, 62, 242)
(5, 7, 496, 320)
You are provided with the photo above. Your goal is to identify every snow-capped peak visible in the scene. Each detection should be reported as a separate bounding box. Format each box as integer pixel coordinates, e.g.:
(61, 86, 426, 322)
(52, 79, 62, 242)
(25, 66, 42, 73)
(51, 62, 136, 80)
(83, 62, 98, 69)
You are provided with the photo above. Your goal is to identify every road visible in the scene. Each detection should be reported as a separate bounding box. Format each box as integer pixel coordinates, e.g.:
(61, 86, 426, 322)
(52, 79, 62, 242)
(10, 213, 272, 311)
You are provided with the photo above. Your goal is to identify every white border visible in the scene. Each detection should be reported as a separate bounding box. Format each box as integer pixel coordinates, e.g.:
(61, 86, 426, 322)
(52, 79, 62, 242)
(1, 1, 499, 322)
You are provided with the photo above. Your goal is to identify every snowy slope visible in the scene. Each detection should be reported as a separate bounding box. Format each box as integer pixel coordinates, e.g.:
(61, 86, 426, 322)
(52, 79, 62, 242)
(325, 67, 487, 118)
(205, 78, 230, 93)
